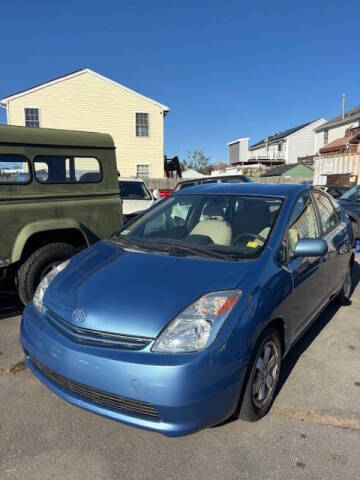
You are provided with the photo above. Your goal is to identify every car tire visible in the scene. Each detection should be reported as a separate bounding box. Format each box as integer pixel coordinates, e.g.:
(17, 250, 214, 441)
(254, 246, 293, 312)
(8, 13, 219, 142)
(337, 262, 353, 305)
(238, 327, 282, 422)
(17, 243, 76, 305)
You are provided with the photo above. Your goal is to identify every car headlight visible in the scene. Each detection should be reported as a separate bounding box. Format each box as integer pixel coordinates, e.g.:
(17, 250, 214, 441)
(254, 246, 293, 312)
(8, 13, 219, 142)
(152, 290, 241, 353)
(33, 260, 70, 312)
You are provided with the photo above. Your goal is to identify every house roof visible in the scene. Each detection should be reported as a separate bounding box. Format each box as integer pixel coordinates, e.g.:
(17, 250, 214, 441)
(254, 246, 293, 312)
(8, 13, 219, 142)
(249, 121, 314, 150)
(205, 162, 229, 171)
(319, 127, 360, 154)
(227, 137, 249, 146)
(0, 68, 170, 111)
(0, 124, 115, 149)
(261, 163, 310, 177)
(314, 105, 360, 132)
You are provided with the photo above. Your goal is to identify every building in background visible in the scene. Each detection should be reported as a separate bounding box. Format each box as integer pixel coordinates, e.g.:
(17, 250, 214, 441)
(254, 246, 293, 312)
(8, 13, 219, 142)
(314, 105, 360, 154)
(0, 68, 169, 178)
(228, 119, 326, 168)
(313, 104, 360, 186)
(228, 137, 249, 164)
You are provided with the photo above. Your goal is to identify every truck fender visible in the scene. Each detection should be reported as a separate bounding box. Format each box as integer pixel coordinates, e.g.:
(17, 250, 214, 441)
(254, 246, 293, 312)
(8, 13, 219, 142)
(11, 218, 89, 263)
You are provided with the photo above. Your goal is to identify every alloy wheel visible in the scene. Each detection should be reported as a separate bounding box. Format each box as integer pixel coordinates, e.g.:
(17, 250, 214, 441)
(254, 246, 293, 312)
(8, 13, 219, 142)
(252, 340, 280, 409)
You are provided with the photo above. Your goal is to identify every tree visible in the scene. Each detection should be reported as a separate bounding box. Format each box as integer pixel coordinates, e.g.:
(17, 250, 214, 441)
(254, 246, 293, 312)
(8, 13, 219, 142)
(180, 150, 211, 174)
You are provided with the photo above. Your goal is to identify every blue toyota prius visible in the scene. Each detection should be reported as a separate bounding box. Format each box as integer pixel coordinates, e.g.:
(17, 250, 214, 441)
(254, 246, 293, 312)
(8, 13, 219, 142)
(21, 183, 355, 436)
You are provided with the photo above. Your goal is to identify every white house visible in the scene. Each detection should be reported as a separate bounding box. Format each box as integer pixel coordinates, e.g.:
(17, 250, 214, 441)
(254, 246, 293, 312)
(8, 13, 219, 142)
(314, 105, 360, 153)
(228, 118, 326, 166)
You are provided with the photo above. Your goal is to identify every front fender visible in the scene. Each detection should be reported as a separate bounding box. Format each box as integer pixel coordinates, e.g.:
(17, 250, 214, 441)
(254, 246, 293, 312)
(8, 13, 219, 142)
(11, 218, 89, 263)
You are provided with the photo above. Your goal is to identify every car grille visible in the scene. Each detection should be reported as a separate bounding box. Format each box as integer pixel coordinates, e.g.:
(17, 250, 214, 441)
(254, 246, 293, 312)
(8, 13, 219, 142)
(44, 307, 153, 350)
(27, 353, 160, 419)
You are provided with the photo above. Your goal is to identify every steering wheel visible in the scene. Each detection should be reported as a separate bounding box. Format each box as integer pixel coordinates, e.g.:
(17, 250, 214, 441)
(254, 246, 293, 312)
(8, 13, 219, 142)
(233, 232, 267, 247)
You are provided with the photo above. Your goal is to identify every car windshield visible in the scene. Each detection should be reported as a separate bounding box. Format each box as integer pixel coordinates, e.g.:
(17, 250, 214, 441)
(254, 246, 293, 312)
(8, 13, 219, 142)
(119, 181, 151, 200)
(340, 186, 360, 203)
(112, 194, 283, 260)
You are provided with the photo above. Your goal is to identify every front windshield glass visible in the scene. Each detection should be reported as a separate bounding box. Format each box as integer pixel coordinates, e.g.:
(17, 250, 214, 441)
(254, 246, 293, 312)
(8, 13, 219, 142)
(119, 181, 151, 200)
(340, 186, 360, 203)
(112, 194, 283, 259)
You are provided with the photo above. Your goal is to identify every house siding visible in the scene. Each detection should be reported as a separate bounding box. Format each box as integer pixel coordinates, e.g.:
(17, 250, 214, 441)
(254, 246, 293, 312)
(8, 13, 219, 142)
(6, 71, 166, 177)
(287, 118, 326, 164)
(229, 142, 240, 164)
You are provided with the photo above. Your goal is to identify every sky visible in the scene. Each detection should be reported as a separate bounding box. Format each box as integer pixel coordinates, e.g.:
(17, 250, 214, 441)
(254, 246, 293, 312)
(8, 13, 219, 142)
(1, 0, 360, 164)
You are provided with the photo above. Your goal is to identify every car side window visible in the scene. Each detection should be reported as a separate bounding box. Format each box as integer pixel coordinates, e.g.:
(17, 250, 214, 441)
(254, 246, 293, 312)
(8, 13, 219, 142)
(312, 192, 338, 234)
(288, 192, 320, 253)
(34, 156, 102, 183)
(0, 154, 31, 184)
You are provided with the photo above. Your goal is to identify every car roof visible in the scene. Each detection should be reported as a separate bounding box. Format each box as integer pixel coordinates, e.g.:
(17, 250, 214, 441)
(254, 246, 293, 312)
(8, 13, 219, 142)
(0, 124, 114, 149)
(176, 174, 249, 185)
(175, 182, 308, 197)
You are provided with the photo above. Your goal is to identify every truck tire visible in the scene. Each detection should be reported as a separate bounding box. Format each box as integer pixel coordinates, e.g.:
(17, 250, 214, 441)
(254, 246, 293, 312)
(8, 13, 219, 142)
(17, 243, 76, 305)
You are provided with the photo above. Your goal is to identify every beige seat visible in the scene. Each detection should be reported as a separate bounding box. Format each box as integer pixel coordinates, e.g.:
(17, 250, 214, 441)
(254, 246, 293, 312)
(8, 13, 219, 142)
(189, 206, 232, 246)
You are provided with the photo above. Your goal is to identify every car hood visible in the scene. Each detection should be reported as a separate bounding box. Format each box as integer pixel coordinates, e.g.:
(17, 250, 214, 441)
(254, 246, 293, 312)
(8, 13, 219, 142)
(44, 240, 251, 338)
(122, 199, 154, 214)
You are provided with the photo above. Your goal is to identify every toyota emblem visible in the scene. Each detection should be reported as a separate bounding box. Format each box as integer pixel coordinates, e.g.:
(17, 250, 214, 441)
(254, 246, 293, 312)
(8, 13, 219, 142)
(72, 309, 87, 323)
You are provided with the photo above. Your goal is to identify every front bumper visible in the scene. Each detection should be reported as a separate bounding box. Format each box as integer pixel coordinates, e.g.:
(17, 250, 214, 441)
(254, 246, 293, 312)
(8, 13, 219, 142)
(21, 303, 246, 436)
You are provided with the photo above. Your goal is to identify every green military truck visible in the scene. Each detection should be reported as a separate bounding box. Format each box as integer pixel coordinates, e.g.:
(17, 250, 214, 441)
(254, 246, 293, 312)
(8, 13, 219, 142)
(0, 125, 122, 304)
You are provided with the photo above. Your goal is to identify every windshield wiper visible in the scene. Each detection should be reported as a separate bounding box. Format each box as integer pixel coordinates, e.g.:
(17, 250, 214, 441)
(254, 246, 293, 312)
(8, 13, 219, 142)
(136, 241, 231, 260)
(111, 235, 144, 249)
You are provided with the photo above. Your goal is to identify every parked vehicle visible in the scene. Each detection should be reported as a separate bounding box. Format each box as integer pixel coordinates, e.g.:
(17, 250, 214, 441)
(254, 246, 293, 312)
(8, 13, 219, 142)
(174, 174, 253, 192)
(21, 183, 354, 436)
(156, 188, 173, 199)
(338, 185, 360, 238)
(0, 125, 122, 304)
(315, 184, 351, 199)
(119, 178, 156, 223)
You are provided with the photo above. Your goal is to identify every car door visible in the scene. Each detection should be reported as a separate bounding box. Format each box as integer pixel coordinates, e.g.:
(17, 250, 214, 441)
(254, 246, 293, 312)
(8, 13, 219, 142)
(286, 191, 328, 339)
(312, 190, 351, 296)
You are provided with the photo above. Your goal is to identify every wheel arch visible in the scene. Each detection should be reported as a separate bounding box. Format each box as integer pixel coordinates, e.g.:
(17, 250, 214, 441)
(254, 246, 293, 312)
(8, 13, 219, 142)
(11, 219, 90, 263)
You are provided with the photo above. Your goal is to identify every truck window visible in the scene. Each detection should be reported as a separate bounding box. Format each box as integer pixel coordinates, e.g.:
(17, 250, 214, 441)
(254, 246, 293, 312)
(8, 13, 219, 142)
(0, 154, 31, 184)
(33, 156, 102, 183)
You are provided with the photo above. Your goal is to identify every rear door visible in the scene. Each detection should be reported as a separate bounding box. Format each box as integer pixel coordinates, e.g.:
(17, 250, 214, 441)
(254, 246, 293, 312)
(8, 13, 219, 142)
(286, 191, 328, 339)
(312, 190, 351, 296)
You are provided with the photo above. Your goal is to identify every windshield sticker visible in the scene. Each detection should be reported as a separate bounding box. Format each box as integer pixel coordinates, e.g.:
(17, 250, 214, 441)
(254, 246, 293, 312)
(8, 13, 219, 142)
(247, 241, 259, 249)
(122, 230, 131, 236)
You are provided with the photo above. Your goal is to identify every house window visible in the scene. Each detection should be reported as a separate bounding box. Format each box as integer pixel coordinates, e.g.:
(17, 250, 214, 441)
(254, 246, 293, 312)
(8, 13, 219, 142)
(136, 164, 150, 179)
(278, 143, 282, 152)
(136, 113, 149, 137)
(324, 129, 329, 145)
(25, 108, 40, 128)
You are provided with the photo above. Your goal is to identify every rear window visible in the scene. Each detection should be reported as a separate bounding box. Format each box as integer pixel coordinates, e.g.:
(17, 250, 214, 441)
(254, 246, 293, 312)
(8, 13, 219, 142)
(33, 156, 102, 183)
(0, 154, 31, 184)
(118, 181, 151, 200)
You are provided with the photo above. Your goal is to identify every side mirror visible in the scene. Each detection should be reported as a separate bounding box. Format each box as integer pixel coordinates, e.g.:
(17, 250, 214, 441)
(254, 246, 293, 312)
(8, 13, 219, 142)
(293, 238, 328, 258)
(152, 189, 160, 200)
